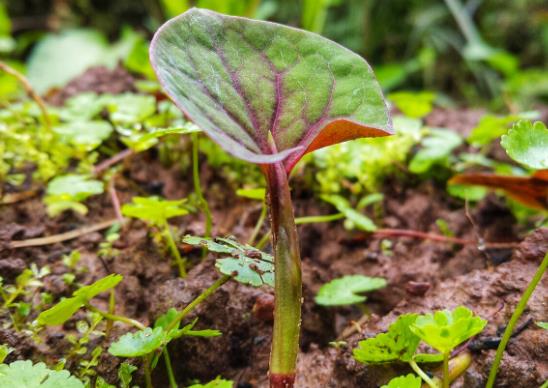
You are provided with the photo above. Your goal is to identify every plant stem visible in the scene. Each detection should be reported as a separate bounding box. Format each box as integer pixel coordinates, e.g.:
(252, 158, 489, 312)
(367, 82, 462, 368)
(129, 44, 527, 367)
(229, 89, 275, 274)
(86, 305, 146, 330)
(163, 222, 186, 278)
(163, 348, 177, 388)
(443, 352, 450, 388)
(295, 213, 344, 224)
(0, 61, 51, 131)
(192, 133, 213, 238)
(248, 204, 267, 245)
(266, 162, 302, 388)
(486, 252, 548, 388)
(143, 354, 153, 388)
(165, 274, 230, 333)
(409, 360, 437, 388)
(105, 290, 116, 337)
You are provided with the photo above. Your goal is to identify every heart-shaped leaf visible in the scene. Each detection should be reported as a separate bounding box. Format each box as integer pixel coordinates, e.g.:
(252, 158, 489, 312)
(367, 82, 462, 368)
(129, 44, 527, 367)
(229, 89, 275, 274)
(150, 8, 392, 172)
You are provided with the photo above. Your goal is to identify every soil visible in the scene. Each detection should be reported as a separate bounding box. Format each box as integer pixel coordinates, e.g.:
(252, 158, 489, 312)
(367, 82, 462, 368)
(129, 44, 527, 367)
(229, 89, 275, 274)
(1, 67, 547, 387)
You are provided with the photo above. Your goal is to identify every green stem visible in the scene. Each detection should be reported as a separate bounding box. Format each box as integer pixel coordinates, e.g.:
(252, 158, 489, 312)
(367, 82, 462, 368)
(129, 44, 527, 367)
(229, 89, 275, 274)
(255, 231, 271, 250)
(143, 354, 153, 388)
(295, 213, 344, 224)
(163, 222, 186, 278)
(192, 133, 213, 238)
(165, 274, 230, 333)
(248, 204, 267, 245)
(442, 352, 450, 388)
(266, 162, 302, 388)
(409, 360, 437, 388)
(163, 348, 177, 388)
(486, 252, 548, 388)
(105, 289, 116, 337)
(86, 305, 146, 330)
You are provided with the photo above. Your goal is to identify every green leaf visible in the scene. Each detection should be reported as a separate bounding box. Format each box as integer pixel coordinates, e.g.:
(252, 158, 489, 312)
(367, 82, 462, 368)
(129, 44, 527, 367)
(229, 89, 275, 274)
(178, 319, 222, 338)
(446, 184, 488, 202)
(187, 376, 233, 388)
(0, 360, 84, 388)
(320, 194, 377, 231)
(182, 236, 274, 287)
(150, 8, 391, 171)
(108, 327, 167, 357)
(410, 306, 487, 354)
(409, 128, 462, 174)
(353, 314, 420, 363)
(122, 196, 189, 226)
(536, 322, 548, 330)
(73, 274, 123, 300)
(315, 275, 386, 306)
(389, 91, 436, 119)
(381, 374, 422, 388)
(46, 175, 104, 200)
(500, 121, 548, 169)
(118, 362, 138, 388)
(0, 345, 12, 364)
(235, 188, 266, 200)
(37, 274, 123, 325)
(467, 114, 520, 147)
(53, 121, 113, 151)
(122, 124, 201, 152)
(104, 94, 157, 125)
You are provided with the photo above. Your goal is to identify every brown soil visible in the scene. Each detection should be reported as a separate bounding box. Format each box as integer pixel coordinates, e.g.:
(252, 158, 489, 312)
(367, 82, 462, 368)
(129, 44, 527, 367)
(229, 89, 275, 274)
(1, 81, 547, 387)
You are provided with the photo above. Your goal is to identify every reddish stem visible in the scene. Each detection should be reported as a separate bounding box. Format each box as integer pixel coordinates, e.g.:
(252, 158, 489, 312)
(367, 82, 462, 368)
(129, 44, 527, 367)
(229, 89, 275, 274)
(94, 149, 134, 175)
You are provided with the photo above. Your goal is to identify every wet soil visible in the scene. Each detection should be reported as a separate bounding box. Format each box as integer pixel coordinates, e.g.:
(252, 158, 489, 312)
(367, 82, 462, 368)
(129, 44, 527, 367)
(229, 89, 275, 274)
(1, 76, 547, 387)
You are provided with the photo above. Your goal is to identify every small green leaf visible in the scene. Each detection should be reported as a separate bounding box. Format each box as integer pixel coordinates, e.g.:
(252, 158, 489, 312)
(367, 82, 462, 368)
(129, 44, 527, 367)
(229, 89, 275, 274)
(108, 327, 166, 357)
(122, 196, 189, 226)
(389, 91, 436, 119)
(122, 124, 201, 152)
(381, 374, 422, 388)
(409, 128, 462, 174)
(54, 121, 113, 151)
(501, 120, 548, 169)
(537, 322, 548, 330)
(315, 275, 386, 306)
(0, 345, 12, 363)
(235, 188, 266, 200)
(410, 306, 487, 354)
(104, 94, 156, 125)
(187, 376, 233, 388)
(320, 194, 377, 232)
(73, 274, 123, 300)
(118, 362, 137, 388)
(0, 360, 84, 388)
(154, 308, 179, 331)
(467, 114, 520, 147)
(446, 183, 488, 202)
(46, 175, 104, 200)
(353, 314, 420, 363)
(182, 236, 274, 287)
(38, 274, 123, 325)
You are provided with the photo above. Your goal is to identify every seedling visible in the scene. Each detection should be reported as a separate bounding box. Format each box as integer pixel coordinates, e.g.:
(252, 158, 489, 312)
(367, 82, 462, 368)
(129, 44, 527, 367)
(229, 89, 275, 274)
(121, 196, 190, 276)
(150, 9, 392, 385)
(353, 306, 486, 388)
(109, 307, 221, 388)
(315, 275, 386, 306)
(381, 374, 422, 388)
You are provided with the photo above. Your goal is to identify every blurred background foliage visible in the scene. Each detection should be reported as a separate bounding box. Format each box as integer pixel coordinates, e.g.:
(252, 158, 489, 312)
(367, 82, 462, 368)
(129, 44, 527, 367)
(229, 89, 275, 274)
(1, 0, 547, 109)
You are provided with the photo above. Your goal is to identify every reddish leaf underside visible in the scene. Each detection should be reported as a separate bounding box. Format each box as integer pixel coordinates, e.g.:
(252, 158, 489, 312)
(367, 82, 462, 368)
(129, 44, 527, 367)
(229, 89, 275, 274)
(150, 8, 392, 173)
(450, 171, 548, 210)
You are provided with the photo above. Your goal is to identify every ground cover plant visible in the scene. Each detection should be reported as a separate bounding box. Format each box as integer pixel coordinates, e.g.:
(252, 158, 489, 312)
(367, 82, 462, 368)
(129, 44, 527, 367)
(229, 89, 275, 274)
(0, 1, 547, 388)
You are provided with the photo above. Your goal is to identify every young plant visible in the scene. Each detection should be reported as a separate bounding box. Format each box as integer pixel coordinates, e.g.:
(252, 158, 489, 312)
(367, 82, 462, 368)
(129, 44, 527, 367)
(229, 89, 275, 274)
(353, 306, 486, 388)
(44, 174, 104, 217)
(109, 308, 221, 388)
(150, 9, 392, 386)
(121, 196, 190, 276)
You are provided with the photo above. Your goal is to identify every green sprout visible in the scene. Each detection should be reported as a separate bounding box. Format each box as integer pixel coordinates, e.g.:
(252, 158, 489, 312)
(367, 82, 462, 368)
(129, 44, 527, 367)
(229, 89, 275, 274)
(44, 174, 104, 217)
(354, 306, 486, 388)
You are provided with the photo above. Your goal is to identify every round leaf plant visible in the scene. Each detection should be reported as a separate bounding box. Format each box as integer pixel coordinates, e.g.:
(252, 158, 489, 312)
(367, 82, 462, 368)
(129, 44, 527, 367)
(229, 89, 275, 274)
(150, 8, 392, 387)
